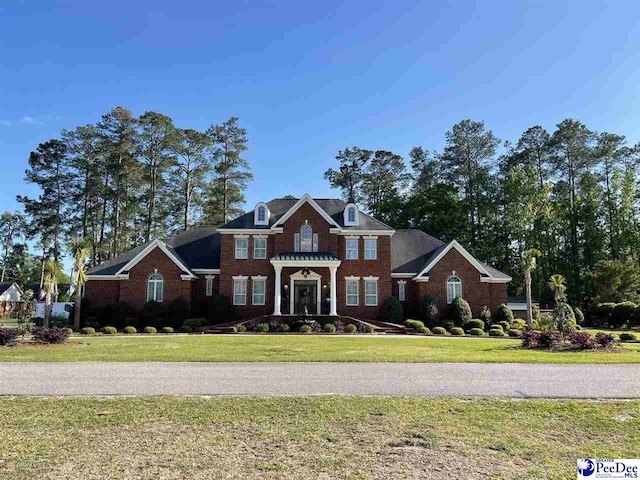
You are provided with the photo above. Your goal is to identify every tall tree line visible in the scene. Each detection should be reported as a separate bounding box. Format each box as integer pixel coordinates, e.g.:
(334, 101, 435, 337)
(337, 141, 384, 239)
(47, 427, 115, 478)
(325, 118, 640, 305)
(2, 107, 252, 286)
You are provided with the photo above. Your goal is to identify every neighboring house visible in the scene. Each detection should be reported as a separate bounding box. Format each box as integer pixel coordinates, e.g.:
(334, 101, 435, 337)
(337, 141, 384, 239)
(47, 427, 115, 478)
(0, 282, 23, 316)
(24, 283, 74, 303)
(85, 195, 511, 320)
(507, 295, 542, 319)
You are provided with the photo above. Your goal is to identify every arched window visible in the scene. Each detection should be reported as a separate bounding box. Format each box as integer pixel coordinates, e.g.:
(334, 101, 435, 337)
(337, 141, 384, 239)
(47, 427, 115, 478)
(300, 224, 313, 252)
(446, 275, 462, 304)
(257, 206, 266, 222)
(344, 203, 359, 226)
(147, 273, 164, 303)
(254, 202, 270, 225)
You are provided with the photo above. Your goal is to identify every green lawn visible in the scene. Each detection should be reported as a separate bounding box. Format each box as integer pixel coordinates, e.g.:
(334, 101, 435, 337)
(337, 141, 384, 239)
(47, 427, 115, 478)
(1, 334, 640, 363)
(1, 396, 638, 479)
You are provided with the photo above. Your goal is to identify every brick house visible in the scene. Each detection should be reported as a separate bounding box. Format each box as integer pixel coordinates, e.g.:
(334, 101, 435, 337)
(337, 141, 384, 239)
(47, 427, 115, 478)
(85, 194, 511, 321)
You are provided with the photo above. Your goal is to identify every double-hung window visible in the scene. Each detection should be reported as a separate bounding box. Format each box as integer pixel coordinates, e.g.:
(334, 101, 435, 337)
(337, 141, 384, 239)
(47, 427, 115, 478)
(398, 281, 406, 302)
(364, 238, 377, 260)
(364, 278, 378, 306)
(252, 277, 266, 305)
(233, 277, 247, 305)
(235, 237, 248, 259)
(346, 278, 359, 306)
(205, 277, 214, 296)
(254, 237, 267, 259)
(446, 275, 462, 304)
(346, 239, 358, 260)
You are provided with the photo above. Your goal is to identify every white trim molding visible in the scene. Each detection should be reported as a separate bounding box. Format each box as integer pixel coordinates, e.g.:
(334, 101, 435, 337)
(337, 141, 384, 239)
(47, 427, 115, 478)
(272, 194, 342, 229)
(413, 240, 490, 281)
(86, 274, 130, 281)
(391, 272, 415, 278)
(480, 277, 512, 283)
(218, 228, 280, 235)
(114, 239, 197, 279)
(192, 268, 221, 275)
(270, 258, 341, 268)
(331, 229, 395, 236)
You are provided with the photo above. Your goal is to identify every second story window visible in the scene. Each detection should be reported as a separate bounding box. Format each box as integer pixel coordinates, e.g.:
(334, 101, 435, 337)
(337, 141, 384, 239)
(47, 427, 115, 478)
(257, 206, 266, 222)
(235, 237, 248, 259)
(300, 224, 312, 252)
(346, 238, 358, 260)
(254, 237, 267, 259)
(364, 238, 377, 260)
(348, 207, 356, 223)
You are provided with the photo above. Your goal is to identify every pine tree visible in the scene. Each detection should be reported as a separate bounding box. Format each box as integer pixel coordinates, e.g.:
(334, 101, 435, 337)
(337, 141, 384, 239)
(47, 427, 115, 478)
(323, 146, 372, 203)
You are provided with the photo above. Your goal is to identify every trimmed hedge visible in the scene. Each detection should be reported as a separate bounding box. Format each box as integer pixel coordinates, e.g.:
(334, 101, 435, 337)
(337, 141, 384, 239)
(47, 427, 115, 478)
(496, 304, 514, 325)
(469, 328, 484, 336)
(421, 294, 439, 328)
(508, 329, 522, 337)
(416, 325, 431, 335)
(620, 332, 637, 342)
(489, 328, 505, 337)
(450, 327, 464, 336)
(300, 325, 312, 333)
(323, 323, 336, 333)
(404, 319, 425, 330)
(122, 326, 137, 334)
(101, 326, 117, 335)
(464, 319, 484, 331)
(183, 318, 205, 330)
(80, 327, 96, 335)
(277, 323, 290, 333)
(32, 326, 70, 344)
(451, 298, 472, 326)
(177, 325, 193, 333)
(255, 323, 269, 333)
(161, 326, 174, 333)
(432, 326, 447, 335)
(497, 320, 511, 332)
(612, 302, 637, 328)
(143, 326, 157, 334)
(380, 296, 403, 324)
(345, 324, 357, 334)
(236, 324, 247, 333)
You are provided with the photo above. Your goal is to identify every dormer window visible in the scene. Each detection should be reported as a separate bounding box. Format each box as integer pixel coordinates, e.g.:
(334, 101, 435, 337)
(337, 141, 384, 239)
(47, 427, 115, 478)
(254, 202, 270, 226)
(344, 203, 359, 226)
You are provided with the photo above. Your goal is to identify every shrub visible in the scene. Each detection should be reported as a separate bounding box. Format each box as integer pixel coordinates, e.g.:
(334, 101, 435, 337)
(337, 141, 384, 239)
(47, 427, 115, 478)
(31, 326, 70, 344)
(236, 324, 247, 333)
(0, 327, 19, 346)
(416, 325, 431, 335)
(450, 298, 472, 326)
(300, 324, 312, 333)
(573, 306, 584, 325)
(552, 303, 577, 334)
(110, 301, 136, 329)
(177, 325, 193, 333)
(464, 319, 485, 331)
(207, 294, 235, 325)
(420, 295, 439, 327)
(101, 326, 117, 335)
(143, 326, 157, 334)
(508, 329, 522, 337)
(82, 316, 100, 329)
(323, 323, 336, 333)
(361, 323, 375, 333)
(404, 319, 425, 330)
(183, 318, 205, 330)
(496, 304, 514, 325)
(467, 328, 483, 336)
(255, 323, 269, 333)
(532, 305, 541, 323)
(497, 320, 511, 332)
(80, 327, 96, 335)
(512, 318, 526, 330)
(443, 319, 455, 332)
(122, 326, 137, 334)
(538, 331, 563, 348)
(489, 329, 505, 337)
(278, 323, 290, 333)
(479, 305, 492, 324)
(380, 296, 403, 324)
(141, 301, 167, 328)
(594, 302, 616, 326)
(345, 324, 357, 334)
(432, 326, 447, 335)
(612, 302, 637, 328)
(632, 307, 640, 328)
(567, 332, 595, 350)
(168, 297, 191, 325)
(522, 330, 540, 347)
(594, 332, 616, 349)
(450, 327, 464, 336)
(63, 327, 74, 336)
(620, 332, 636, 342)
(161, 326, 174, 333)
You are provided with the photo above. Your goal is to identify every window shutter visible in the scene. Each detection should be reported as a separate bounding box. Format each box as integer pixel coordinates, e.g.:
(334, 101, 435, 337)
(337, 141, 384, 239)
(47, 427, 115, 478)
(313, 233, 318, 252)
(294, 233, 300, 252)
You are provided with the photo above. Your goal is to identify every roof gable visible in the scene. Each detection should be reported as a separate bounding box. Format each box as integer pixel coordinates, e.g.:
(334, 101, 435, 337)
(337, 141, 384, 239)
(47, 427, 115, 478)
(272, 194, 342, 228)
(115, 239, 197, 278)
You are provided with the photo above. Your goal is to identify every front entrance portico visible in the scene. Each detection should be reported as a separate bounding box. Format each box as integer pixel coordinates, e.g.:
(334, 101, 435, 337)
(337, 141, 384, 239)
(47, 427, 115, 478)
(270, 253, 341, 316)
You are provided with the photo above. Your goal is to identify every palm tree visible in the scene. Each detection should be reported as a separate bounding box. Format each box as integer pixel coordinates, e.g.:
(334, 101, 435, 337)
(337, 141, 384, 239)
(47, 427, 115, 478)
(548, 274, 567, 304)
(42, 259, 58, 326)
(70, 237, 90, 332)
(523, 248, 541, 326)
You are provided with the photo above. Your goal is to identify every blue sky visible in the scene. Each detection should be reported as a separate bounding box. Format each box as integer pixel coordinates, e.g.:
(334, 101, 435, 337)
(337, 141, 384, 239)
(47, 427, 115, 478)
(1, 0, 640, 215)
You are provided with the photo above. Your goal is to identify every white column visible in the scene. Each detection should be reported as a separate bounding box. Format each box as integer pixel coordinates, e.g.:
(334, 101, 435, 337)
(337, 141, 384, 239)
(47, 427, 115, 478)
(273, 266, 282, 315)
(329, 266, 338, 316)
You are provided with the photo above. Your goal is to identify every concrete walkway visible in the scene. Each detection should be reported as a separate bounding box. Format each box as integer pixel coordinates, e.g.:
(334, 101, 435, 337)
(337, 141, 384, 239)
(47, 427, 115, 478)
(1, 362, 639, 397)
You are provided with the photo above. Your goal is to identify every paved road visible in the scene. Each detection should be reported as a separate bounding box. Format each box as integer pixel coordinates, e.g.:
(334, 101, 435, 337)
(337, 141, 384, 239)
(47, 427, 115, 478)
(1, 362, 639, 397)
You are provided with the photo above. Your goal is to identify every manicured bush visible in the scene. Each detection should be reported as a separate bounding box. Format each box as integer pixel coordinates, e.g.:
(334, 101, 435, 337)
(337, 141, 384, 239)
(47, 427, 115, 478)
(464, 319, 485, 331)
(450, 327, 464, 336)
(379, 296, 403, 324)
(122, 326, 137, 334)
(489, 328, 505, 337)
(512, 318, 526, 330)
(432, 326, 447, 335)
(497, 320, 511, 332)
(416, 325, 431, 335)
(110, 301, 136, 329)
(573, 306, 584, 325)
(143, 326, 157, 334)
(361, 323, 375, 333)
(255, 323, 269, 333)
(496, 304, 514, 325)
(404, 319, 425, 330)
(183, 318, 205, 330)
(300, 324, 312, 333)
(450, 298, 472, 326)
(323, 323, 336, 333)
(594, 302, 616, 326)
(0, 327, 19, 346)
(177, 325, 193, 333)
(101, 326, 117, 335)
(443, 319, 455, 332)
(469, 328, 484, 336)
(63, 327, 74, 336)
(552, 303, 577, 334)
(277, 323, 290, 333)
(567, 332, 595, 350)
(508, 329, 522, 337)
(31, 326, 70, 344)
(420, 295, 439, 328)
(631, 307, 640, 328)
(161, 326, 174, 333)
(141, 301, 167, 328)
(479, 305, 492, 324)
(80, 327, 96, 335)
(620, 332, 637, 342)
(207, 294, 235, 325)
(594, 332, 616, 348)
(236, 324, 247, 333)
(612, 302, 637, 328)
(345, 324, 357, 334)
(168, 296, 191, 325)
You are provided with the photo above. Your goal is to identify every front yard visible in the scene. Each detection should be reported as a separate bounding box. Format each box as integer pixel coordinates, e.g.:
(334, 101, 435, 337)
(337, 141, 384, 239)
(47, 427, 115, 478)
(1, 396, 638, 479)
(1, 334, 640, 363)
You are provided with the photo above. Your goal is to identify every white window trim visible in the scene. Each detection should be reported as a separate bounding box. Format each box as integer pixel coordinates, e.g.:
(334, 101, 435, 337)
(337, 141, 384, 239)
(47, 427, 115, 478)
(254, 202, 270, 226)
(397, 280, 406, 302)
(233, 276, 248, 305)
(364, 278, 378, 307)
(346, 237, 359, 260)
(253, 236, 267, 259)
(345, 276, 360, 306)
(344, 202, 359, 226)
(147, 273, 164, 303)
(235, 236, 249, 260)
(205, 276, 214, 296)
(446, 274, 463, 304)
(364, 237, 377, 260)
(251, 276, 267, 305)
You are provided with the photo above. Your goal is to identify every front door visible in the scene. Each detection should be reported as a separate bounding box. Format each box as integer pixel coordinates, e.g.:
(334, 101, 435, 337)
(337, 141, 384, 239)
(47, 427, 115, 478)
(294, 282, 317, 315)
